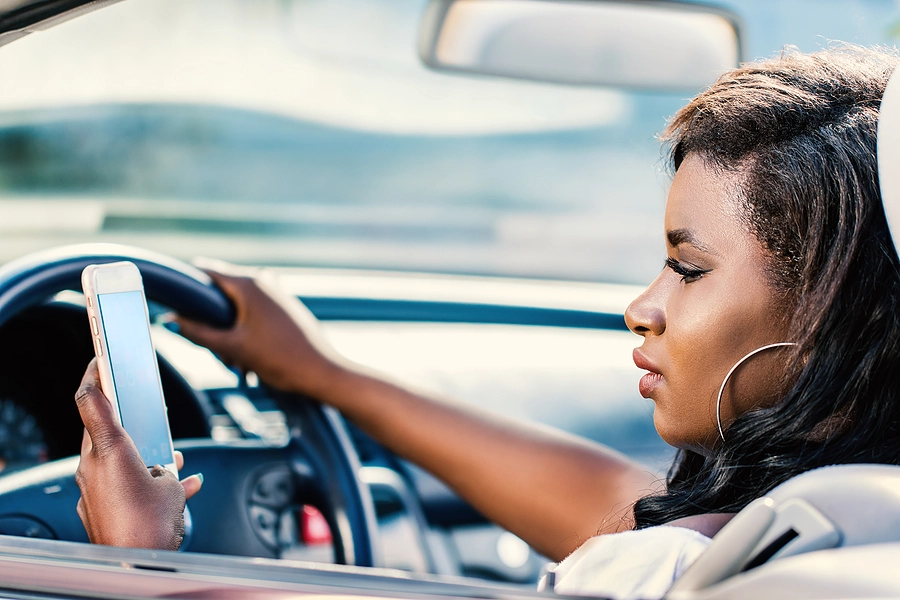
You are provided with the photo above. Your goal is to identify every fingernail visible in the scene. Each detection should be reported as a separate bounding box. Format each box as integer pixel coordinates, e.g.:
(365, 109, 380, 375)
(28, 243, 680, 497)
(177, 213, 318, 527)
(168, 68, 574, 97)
(196, 472, 204, 484)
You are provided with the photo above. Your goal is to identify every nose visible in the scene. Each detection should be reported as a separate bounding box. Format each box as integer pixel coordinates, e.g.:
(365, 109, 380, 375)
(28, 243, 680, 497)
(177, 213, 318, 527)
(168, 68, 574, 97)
(625, 276, 666, 337)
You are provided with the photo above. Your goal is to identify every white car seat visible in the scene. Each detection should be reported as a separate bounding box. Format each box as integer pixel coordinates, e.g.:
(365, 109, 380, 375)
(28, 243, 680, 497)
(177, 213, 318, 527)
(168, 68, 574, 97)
(666, 464, 900, 599)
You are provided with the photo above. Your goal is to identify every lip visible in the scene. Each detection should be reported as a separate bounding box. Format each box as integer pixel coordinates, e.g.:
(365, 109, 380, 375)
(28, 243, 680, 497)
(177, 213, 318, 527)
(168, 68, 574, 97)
(633, 348, 664, 398)
(632, 348, 661, 374)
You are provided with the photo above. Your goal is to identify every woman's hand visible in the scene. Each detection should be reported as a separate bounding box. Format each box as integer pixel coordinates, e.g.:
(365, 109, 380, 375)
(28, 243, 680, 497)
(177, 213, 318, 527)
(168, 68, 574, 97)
(176, 263, 345, 398)
(74, 360, 203, 550)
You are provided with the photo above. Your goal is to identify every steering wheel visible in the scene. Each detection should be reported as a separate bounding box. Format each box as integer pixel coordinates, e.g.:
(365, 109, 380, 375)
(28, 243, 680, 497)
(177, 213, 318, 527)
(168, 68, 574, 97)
(0, 244, 379, 566)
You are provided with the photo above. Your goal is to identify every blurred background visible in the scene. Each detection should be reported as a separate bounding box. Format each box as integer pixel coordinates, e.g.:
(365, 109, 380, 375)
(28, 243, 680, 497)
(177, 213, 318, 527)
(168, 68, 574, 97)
(0, 0, 896, 286)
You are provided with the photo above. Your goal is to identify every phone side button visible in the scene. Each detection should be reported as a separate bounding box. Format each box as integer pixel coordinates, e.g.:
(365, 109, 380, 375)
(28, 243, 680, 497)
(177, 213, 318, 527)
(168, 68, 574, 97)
(91, 317, 99, 336)
(94, 338, 103, 357)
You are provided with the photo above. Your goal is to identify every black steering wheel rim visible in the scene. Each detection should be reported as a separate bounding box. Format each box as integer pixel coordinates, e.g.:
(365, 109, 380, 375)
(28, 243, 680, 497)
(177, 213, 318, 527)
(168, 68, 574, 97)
(0, 243, 379, 567)
(0, 243, 235, 327)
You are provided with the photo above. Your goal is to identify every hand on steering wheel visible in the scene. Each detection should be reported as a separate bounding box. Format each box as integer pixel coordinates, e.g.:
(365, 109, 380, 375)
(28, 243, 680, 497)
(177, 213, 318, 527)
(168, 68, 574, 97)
(176, 262, 347, 399)
(74, 359, 203, 550)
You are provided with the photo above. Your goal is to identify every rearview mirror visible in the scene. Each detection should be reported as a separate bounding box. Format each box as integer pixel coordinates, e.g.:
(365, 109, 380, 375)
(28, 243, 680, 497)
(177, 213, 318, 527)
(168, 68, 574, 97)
(418, 0, 742, 92)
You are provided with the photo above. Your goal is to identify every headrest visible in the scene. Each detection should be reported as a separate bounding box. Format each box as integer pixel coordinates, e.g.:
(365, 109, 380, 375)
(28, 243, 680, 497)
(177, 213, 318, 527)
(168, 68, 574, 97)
(877, 66, 900, 254)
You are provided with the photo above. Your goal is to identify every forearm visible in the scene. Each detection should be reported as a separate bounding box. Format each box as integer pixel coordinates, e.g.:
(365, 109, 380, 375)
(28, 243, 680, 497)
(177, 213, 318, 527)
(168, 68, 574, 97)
(174, 271, 656, 559)
(313, 365, 657, 561)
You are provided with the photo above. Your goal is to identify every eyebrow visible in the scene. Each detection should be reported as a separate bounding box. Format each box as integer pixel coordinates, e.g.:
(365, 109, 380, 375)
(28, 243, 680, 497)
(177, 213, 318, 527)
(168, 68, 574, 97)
(667, 228, 714, 254)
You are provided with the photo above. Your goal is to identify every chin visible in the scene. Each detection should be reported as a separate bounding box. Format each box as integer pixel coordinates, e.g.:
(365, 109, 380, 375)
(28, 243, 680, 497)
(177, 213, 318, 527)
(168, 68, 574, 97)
(652, 411, 681, 448)
(652, 413, 714, 456)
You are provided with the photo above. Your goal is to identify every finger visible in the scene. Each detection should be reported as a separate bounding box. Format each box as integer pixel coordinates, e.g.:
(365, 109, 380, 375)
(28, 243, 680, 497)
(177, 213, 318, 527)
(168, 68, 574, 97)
(181, 473, 203, 500)
(175, 263, 254, 346)
(74, 360, 127, 452)
(174, 451, 184, 471)
(175, 315, 237, 355)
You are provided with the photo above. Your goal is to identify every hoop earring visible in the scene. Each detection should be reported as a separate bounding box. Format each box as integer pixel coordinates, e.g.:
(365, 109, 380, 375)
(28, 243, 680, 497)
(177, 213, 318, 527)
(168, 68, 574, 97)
(716, 342, 797, 442)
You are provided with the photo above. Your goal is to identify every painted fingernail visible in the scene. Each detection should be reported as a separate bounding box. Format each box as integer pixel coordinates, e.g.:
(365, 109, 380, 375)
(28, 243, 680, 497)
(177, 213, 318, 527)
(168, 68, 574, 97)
(196, 472, 204, 484)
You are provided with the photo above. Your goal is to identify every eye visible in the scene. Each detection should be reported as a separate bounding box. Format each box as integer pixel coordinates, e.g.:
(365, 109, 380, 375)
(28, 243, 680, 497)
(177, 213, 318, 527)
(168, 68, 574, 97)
(665, 257, 710, 283)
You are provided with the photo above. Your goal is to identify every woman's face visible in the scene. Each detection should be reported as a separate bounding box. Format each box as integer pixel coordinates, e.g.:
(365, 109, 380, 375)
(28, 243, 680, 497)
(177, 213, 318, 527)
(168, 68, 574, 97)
(625, 154, 790, 452)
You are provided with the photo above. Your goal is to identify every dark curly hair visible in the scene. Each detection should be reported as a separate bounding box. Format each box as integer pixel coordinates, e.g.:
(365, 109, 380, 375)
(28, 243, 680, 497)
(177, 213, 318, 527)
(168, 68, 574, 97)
(633, 46, 900, 528)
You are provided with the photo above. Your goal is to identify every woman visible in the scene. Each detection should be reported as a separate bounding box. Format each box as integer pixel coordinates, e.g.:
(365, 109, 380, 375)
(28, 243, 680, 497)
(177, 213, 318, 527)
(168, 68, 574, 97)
(73, 45, 900, 598)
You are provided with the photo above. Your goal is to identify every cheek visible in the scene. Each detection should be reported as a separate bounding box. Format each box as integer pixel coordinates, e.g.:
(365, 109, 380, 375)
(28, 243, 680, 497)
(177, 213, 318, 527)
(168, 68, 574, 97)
(654, 281, 780, 449)
(653, 293, 729, 447)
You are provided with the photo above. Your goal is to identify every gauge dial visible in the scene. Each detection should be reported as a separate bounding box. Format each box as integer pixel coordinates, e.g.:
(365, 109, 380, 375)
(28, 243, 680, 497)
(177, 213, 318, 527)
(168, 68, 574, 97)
(0, 399, 48, 473)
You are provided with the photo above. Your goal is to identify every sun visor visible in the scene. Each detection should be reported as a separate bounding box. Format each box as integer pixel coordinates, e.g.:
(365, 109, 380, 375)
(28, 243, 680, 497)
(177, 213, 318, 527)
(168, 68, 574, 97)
(877, 67, 900, 256)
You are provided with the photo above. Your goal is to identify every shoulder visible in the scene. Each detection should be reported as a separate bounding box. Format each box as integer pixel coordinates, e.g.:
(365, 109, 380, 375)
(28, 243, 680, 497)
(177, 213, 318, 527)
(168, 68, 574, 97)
(546, 526, 712, 599)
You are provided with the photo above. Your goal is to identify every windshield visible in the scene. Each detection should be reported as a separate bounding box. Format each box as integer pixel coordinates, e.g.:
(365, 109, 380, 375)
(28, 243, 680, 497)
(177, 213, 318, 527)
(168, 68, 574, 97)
(0, 0, 897, 285)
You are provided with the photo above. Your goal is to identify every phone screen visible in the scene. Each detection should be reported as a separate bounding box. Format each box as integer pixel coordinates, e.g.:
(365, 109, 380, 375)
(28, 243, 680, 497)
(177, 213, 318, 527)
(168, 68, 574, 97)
(97, 290, 173, 467)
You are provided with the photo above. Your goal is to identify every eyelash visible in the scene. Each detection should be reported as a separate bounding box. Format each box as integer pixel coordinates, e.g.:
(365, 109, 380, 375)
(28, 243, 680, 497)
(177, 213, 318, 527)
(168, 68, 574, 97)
(665, 258, 710, 283)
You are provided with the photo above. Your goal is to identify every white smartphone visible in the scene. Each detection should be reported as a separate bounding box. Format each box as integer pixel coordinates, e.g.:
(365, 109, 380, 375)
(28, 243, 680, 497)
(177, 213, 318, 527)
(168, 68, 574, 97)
(81, 261, 178, 476)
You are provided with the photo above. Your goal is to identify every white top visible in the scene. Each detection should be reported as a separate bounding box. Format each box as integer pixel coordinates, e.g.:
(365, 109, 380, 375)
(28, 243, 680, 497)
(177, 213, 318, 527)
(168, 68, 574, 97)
(539, 526, 712, 599)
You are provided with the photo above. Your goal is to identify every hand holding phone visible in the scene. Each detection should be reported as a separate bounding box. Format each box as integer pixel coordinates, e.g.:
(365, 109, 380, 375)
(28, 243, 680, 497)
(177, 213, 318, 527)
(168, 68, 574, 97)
(74, 360, 203, 550)
(82, 261, 178, 476)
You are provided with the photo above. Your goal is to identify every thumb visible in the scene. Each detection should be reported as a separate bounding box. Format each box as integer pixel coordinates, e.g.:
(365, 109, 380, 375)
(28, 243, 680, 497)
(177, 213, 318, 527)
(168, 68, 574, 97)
(181, 473, 203, 500)
(74, 359, 126, 453)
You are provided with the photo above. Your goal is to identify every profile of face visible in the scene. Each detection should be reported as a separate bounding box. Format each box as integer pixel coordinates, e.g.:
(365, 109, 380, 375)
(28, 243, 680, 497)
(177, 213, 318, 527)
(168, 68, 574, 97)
(625, 153, 792, 453)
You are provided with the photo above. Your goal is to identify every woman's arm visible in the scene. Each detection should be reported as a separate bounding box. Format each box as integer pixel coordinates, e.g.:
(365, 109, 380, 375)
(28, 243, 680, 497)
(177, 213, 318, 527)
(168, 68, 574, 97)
(178, 268, 656, 561)
(325, 369, 656, 560)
